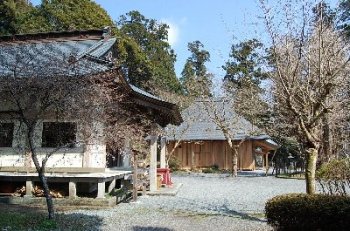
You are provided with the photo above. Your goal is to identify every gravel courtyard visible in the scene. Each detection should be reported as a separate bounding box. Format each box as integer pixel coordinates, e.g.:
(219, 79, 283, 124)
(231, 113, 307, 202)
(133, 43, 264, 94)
(67, 173, 305, 231)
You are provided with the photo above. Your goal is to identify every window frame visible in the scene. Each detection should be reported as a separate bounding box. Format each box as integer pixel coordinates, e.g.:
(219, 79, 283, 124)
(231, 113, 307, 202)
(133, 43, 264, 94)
(41, 122, 77, 148)
(0, 122, 14, 148)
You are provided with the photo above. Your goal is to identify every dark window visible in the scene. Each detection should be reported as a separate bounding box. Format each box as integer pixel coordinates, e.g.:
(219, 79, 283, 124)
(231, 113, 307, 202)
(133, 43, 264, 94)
(0, 123, 14, 147)
(42, 122, 77, 148)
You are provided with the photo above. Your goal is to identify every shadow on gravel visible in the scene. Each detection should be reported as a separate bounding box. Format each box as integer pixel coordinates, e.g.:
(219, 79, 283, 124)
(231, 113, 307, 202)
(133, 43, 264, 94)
(133, 226, 174, 231)
(177, 198, 265, 223)
(218, 203, 264, 222)
(175, 171, 270, 178)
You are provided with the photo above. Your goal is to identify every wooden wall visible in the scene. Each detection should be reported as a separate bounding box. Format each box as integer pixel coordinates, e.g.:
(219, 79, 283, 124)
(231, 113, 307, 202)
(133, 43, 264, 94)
(167, 140, 255, 170)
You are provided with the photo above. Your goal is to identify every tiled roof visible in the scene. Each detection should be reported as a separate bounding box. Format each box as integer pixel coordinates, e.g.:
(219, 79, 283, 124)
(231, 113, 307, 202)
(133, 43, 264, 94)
(0, 35, 115, 77)
(0, 29, 183, 126)
(165, 99, 274, 142)
(130, 85, 161, 101)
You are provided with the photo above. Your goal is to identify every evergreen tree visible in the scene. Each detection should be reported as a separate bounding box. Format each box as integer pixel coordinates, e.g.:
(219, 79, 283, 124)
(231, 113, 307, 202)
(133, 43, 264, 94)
(223, 39, 267, 90)
(180, 40, 212, 96)
(38, 0, 113, 31)
(222, 39, 268, 127)
(0, 0, 114, 35)
(339, 0, 350, 38)
(117, 11, 182, 93)
(0, 3, 181, 95)
(0, 0, 34, 35)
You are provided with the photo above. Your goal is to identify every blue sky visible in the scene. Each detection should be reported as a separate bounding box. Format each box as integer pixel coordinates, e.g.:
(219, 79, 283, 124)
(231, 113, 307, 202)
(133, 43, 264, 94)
(94, 0, 264, 79)
(31, 0, 339, 81)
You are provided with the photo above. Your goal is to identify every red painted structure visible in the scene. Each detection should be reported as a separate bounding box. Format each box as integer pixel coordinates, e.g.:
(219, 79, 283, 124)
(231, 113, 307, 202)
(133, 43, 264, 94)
(157, 168, 173, 186)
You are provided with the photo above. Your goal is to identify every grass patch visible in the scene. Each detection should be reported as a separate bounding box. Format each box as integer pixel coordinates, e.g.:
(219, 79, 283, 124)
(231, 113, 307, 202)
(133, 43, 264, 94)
(0, 205, 103, 231)
(248, 212, 266, 219)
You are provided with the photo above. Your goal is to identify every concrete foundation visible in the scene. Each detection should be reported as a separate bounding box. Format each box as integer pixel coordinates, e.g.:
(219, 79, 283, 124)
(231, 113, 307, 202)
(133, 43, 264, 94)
(97, 181, 106, 198)
(25, 181, 33, 197)
(69, 181, 77, 198)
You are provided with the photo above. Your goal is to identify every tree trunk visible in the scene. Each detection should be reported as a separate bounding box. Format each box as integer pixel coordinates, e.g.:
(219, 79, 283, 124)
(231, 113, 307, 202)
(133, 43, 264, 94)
(322, 114, 331, 162)
(39, 172, 55, 219)
(305, 147, 318, 194)
(27, 124, 55, 219)
(232, 146, 239, 177)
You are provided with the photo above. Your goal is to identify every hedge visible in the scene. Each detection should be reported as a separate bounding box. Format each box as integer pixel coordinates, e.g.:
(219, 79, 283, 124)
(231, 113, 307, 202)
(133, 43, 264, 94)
(265, 193, 350, 231)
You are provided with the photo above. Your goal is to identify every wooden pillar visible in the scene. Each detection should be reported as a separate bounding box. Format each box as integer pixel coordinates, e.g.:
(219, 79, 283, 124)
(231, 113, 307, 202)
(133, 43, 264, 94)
(149, 135, 158, 192)
(160, 137, 167, 168)
(69, 181, 77, 198)
(265, 153, 269, 176)
(97, 181, 105, 198)
(123, 139, 131, 168)
(132, 151, 138, 201)
(191, 143, 195, 169)
(25, 181, 33, 197)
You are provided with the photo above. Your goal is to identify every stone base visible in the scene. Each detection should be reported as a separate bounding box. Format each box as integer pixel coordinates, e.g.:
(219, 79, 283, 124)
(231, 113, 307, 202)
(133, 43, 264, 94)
(0, 196, 120, 207)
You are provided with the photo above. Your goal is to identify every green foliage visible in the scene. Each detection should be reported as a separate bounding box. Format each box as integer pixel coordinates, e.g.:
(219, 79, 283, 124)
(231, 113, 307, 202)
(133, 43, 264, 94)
(38, 0, 114, 31)
(180, 40, 212, 96)
(0, 211, 57, 231)
(0, 209, 102, 231)
(265, 193, 350, 231)
(339, 0, 350, 38)
(272, 137, 304, 175)
(0, 0, 113, 35)
(223, 39, 267, 89)
(0, 3, 182, 95)
(168, 155, 181, 171)
(312, 2, 335, 27)
(202, 164, 220, 173)
(117, 11, 182, 94)
(222, 39, 269, 127)
(0, 0, 35, 35)
(316, 158, 350, 196)
(116, 36, 153, 87)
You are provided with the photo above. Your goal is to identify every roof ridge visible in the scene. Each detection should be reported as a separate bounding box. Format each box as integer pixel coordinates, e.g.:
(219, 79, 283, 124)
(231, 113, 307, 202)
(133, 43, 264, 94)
(77, 39, 105, 59)
(0, 29, 105, 43)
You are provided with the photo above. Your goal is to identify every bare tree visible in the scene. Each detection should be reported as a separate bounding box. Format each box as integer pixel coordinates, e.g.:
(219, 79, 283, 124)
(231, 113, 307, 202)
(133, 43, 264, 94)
(260, 0, 350, 194)
(0, 43, 153, 218)
(164, 108, 195, 168)
(201, 96, 258, 177)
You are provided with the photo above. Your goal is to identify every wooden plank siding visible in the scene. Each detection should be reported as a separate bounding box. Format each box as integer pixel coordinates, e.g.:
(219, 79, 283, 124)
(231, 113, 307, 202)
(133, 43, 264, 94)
(167, 140, 257, 170)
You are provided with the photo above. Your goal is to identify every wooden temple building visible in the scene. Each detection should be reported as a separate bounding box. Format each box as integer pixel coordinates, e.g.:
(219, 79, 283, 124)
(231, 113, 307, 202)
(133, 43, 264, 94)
(165, 99, 278, 171)
(0, 28, 181, 199)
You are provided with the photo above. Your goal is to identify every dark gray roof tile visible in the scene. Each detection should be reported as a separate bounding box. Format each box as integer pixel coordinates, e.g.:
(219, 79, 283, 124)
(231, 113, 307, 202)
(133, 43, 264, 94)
(165, 99, 269, 141)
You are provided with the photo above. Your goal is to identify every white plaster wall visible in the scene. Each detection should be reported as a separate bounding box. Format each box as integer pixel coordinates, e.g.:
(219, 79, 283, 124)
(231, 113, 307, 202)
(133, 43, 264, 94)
(84, 144, 106, 168)
(82, 121, 106, 168)
(0, 121, 27, 167)
(34, 148, 84, 168)
(0, 148, 25, 167)
(0, 120, 106, 168)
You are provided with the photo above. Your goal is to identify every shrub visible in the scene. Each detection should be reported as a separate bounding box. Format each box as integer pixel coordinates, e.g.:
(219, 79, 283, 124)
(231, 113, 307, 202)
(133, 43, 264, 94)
(168, 155, 181, 171)
(265, 193, 350, 231)
(202, 168, 214, 173)
(316, 158, 350, 196)
(201, 164, 220, 173)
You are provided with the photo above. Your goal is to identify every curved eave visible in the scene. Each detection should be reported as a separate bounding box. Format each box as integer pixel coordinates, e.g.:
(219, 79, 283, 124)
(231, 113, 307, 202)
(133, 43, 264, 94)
(117, 74, 183, 126)
(132, 92, 183, 126)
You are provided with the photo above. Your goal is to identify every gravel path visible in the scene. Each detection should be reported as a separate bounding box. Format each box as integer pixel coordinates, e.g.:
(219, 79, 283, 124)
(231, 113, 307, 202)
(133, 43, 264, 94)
(66, 173, 305, 231)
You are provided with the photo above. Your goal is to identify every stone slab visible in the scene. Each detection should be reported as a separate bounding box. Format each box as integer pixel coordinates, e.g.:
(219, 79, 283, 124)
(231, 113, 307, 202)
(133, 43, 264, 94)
(146, 183, 183, 196)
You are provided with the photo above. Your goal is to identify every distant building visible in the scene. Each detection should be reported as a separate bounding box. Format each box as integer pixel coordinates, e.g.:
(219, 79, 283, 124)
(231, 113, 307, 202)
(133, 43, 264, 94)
(165, 99, 278, 171)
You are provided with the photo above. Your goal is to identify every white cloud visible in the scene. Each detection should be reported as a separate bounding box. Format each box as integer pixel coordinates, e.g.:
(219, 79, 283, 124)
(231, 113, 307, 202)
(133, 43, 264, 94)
(161, 20, 180, 47)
